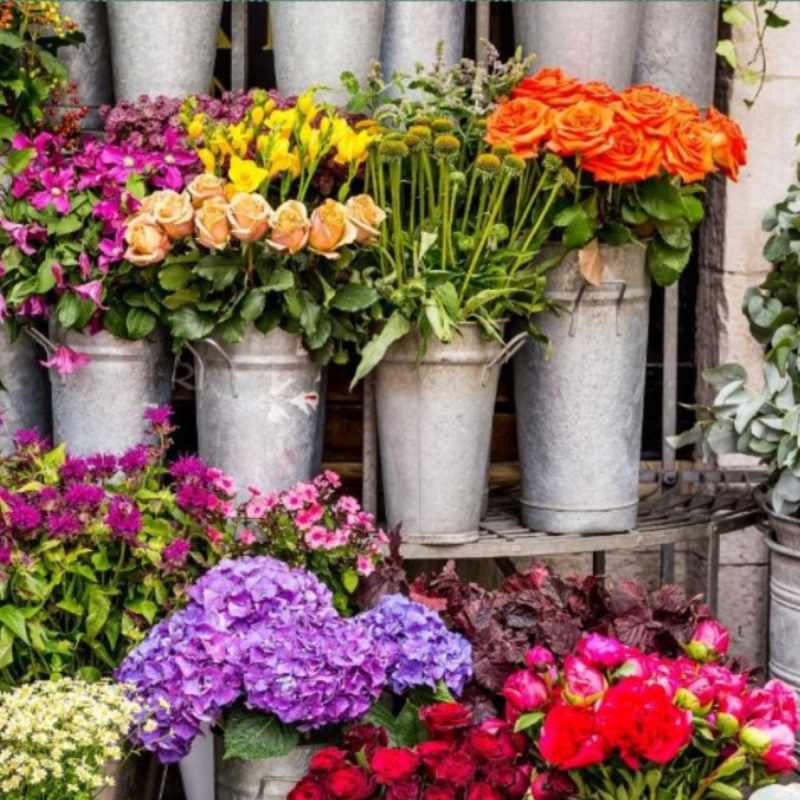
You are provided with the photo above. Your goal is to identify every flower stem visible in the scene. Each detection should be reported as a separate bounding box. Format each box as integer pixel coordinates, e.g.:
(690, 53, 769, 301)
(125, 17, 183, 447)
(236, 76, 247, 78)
(510, 181, 562, 274)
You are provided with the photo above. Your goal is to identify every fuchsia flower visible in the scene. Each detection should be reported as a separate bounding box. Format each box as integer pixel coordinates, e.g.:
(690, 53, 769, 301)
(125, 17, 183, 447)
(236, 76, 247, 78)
(30, 167, 74, 214)
(502, 670, 549, 721)
(72, 280, 107, 310)
(740, 720, 798, 773)
(41, 345, 90, 375)
(0, 219, 47, 255)
(563, 656, 607, 704)
(525, 646, 556, 672)
(576, 633, 628, 670)
(687, 620, 730, 662)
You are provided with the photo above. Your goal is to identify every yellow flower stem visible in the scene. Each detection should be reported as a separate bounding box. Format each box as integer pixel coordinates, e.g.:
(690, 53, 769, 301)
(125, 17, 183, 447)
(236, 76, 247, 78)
(390, 160, 404, 287)
(510, 181, 562, 275)
(460, 173, 511, 303)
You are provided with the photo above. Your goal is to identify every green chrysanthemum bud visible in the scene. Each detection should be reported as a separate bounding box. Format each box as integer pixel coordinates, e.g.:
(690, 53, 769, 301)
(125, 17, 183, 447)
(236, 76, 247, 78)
(433, 134, 461, 161)
(491, 223, 510, 243)
(502, 154, 526, 177)
(475, 153, 502, 178)
(456, 233, 475, 252)
(333, 350, 349, 366)
(378, 139, 410, 164)
(449, 171, 467, 190)
(491, 142, 515, 159)
(431, 117, 455, 133)
(404, 132, 422, 152)
(411, 116, 433, 128)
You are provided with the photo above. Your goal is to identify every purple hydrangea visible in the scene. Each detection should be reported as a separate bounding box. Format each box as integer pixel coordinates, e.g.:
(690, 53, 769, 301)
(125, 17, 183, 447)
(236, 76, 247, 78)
(358, 594, 473, 696)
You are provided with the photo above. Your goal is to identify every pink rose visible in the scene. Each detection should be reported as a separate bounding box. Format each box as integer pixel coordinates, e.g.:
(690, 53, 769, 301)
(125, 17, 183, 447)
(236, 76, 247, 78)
(268, 200, 310, 254)
(563, 656, 606, 705)
(502, 670, 549, 715)
(124, 213, 170, 266)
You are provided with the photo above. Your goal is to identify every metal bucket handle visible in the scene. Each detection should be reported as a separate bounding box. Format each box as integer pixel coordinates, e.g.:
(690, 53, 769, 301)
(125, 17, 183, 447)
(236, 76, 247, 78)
(185, 338, 241, 398)
(481, 331, 529, 386)
(569, 279, 627, 337)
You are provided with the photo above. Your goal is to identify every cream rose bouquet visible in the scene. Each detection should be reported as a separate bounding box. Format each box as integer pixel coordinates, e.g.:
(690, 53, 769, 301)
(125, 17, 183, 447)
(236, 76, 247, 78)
(131, 89, 384, 363)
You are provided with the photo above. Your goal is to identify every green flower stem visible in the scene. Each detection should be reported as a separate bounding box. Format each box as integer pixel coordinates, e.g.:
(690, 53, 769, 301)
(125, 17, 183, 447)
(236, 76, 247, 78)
(390, 160, 404, 287)
(460, 173, 512, 302)
(461, 164, 479, 235)
(689, 750, 745, 800)
(511, 169, 547, 245)
(510, 180, 562, 275)
(439, 163, 451, 268)
(473, 180, 490, 239)
(421, 151, 437, 217)
(409, 156, 418, 236)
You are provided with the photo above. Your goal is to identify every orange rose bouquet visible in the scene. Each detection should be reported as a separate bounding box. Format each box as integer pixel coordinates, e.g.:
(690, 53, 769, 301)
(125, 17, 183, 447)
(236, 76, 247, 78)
(487, 68, 747, 286)
(126, 89, 384, 363)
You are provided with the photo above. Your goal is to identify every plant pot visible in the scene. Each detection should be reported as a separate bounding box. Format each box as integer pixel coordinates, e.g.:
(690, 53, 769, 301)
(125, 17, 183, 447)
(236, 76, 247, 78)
(56, 2, 113, 130)
(0, 326, 51, 453)
(381, 2, 466, 82)
(514, 243, 650, 534)
(106, 2, 223, 101)
(215, 739, 320, 800)
(634, 2, 718, 107)
(270, 2, 386, 106)
(97, 754, 163, 800)
(180, 724, 215, 800)
(757, 489, 800, 550)
(194, 328, 324, 496)
(375, 324, 504, 545)
(513, 1, 644, 88)
(49, 326, 172, 455)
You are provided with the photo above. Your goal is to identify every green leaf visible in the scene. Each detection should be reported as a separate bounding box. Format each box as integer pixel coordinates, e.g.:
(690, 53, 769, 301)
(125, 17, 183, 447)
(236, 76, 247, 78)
(54, 216, 83, 236)
(655, 219, 692, 250)
(37, 262, 57, 294)
(563, 207, 596, 250)
(6, 147, 34, 173)
(0, 627, 13, 669)
(351, 312, 411, 386)
(598, 222, 634, 246)
(709, 784, 742, 800)
(67, 563, 97, 583)
(159, 264, 194, 291)
(56, 597, 84, 616)
(330, 284, 380, 312)
(85, 586, 111, 640)
(126, 308, 157, 339)
(195, 255, 242, 292)
(217, 315, 246, 344)
(682, 196, 705, 226)
(765, 9, 790, 28)
(0, 115, 16, 142)
(0, 605, 29, 645)
(126, 599, 158, 625)
(723, 5, 750, 26)
(716, 40, 738, 70)
(637, 178, 687, 222)
(666, 426, 702, 450)
(262, 266, 295, 292)
(0, 30, 23, 49)
(163, 287, 202, 311)
(647, 236, 691, 287)
(342, 569, 359, 594)
(56, 292, 83, 329)
(703, 363, 748, 389)
(240, 289, 266, 322)
(514, 711, 544, 732)
(223, 707, 299, 761)
(393, 700, 429, 747)
(170, 307, 216, 341)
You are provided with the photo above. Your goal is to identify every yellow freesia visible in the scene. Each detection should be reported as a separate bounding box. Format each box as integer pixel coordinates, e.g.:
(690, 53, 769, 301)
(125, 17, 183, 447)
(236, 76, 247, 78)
(297, 90, 318, 119)
(251, 107, 265, 127)
(209, 131, 233, 158)
(228, 156, 269, 193)
(197, 148, 216, 174)
(266, 108, 298, 139)
(266, 138, 301, 179)
(299, 123, 323, 162)
(334, 129, 378, 166)
(187, 115, 205, 139)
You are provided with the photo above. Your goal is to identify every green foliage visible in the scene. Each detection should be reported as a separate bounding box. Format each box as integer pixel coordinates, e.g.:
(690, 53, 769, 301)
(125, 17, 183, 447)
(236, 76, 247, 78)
(223, 706, 300, 761)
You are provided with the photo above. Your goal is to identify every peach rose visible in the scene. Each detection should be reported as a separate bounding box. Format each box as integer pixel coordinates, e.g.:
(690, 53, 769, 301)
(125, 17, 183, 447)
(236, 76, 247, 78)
(268, 200, 310, 255)
(308, 199, 357, 259)
(227, 192, 272, 243)
(187, 174, 227, 208)
(152, 190, 194, 240)
(124, 213, 170, 267)
(345, 194, 386, 245)
(195, 198, 231, 250)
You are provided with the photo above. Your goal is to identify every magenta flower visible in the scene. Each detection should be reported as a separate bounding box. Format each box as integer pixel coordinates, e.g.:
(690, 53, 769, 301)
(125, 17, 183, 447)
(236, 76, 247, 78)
(163, 538, 190, 566)
(0, 295, 7, 323)
(72, 280, 107, 310)
(687, 620, 730, 662)
(100, 146, 149, 184)
(17, 297, 50, 318)
(98, 232, 126, 271)
(0, 219, 47, 255)
(30, 167, 74, 214)
(41, 345, 91, 375)
(576, 634, 628, 670)
(78, 253, 92, 280)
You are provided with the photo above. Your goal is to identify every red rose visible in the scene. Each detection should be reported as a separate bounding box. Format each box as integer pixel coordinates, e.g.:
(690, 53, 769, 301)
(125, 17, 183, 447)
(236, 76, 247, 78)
(386, 779, 421, 800)
(370, 748, 421, 784)
(290, 779, 327, 800)
(310, 748, 348, 772)
(326, 767, 373, 800)
(418, 740, 455, 776)
(420, 703, 473, 736)
(344, 725, 389, 759)
(539, 701, 609, 769)
(435, 754, 478, 786)
(466, 782, 502, 800)
(467, 719, 523, 761)
(422, 784, 458, 800)
(483, 760, 531, 799)
(531, 771, 577, 800)
(508, 764, 533, 800)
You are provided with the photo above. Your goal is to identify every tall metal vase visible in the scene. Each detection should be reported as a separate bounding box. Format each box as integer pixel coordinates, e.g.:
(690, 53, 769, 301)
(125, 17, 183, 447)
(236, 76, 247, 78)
(375, 324, 503, 545)
(56, 2, 113, 130)
(513, 1, 644, 88)
(0, 328, 51, 453)
(381, 2, 466, 81)
(270, 2, 386, 106)
(193, 328, 324, 497)
(49, 327, 172, 456)
(514, 244, 650, 534)
(106, 1, 223, 101)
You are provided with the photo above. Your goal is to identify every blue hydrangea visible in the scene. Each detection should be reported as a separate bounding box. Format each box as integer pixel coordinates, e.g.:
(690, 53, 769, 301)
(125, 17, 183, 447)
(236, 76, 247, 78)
(357, 594, 473, 696)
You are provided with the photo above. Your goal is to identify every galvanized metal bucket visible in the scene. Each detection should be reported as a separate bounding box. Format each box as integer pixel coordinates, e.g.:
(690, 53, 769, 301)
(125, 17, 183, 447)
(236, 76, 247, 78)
(193, 328, 324, 497)
(271, 2, 386, 106)
(376, 324, 505, 545)
(514, 244, 650, 534)
(49, 326, 172, 456)
(0, 327, 51, 453)
(513, 1, 644, 88)
(381, 2, 466, 82)
(179, 723, 214, 800)
(106, 2, 223, 101)
(764, 530, 800, 749)
(215, 739, 320, 800)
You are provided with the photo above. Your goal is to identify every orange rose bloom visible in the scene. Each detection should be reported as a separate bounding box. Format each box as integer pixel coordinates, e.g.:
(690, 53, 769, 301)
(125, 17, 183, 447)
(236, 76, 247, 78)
(581, 81, 620, 104)
(547, 101, 615, 159)
(617, 85, 677, 136)
(704, 106, 747, 181)
(671, 95, 701, 121)
(582, 118, 661, 184)
(486, 97, 552, 160)
(512, 67, 583, 107)
(661, 115, 715, 183)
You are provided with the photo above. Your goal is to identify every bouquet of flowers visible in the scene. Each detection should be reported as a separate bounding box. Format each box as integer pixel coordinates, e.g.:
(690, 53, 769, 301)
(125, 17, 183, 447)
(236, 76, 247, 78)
(0, 678, 140, 799)
(128, 88, 384, 363)
(119, 556, 472, 764)
(505, 628, 797, 800)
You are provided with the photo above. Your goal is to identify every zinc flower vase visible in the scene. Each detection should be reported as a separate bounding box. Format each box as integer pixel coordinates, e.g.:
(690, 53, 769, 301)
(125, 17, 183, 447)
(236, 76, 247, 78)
(56, 2, 113, 130)
(215, 741, 321, 800)
(106, 1, 223, 101)
(514, 244, 650, 534)
(270, 2, 386, 106)
(375, 324, 504, 545)
(634, 2, 718, 107)
(193, 328, 324, 497)
(179, 725, 214, 800)
(513, 1, 644, 88)
(0, 326, 51, 453)
(381, 2, 466, 82)
(49, 326, 172, 456)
